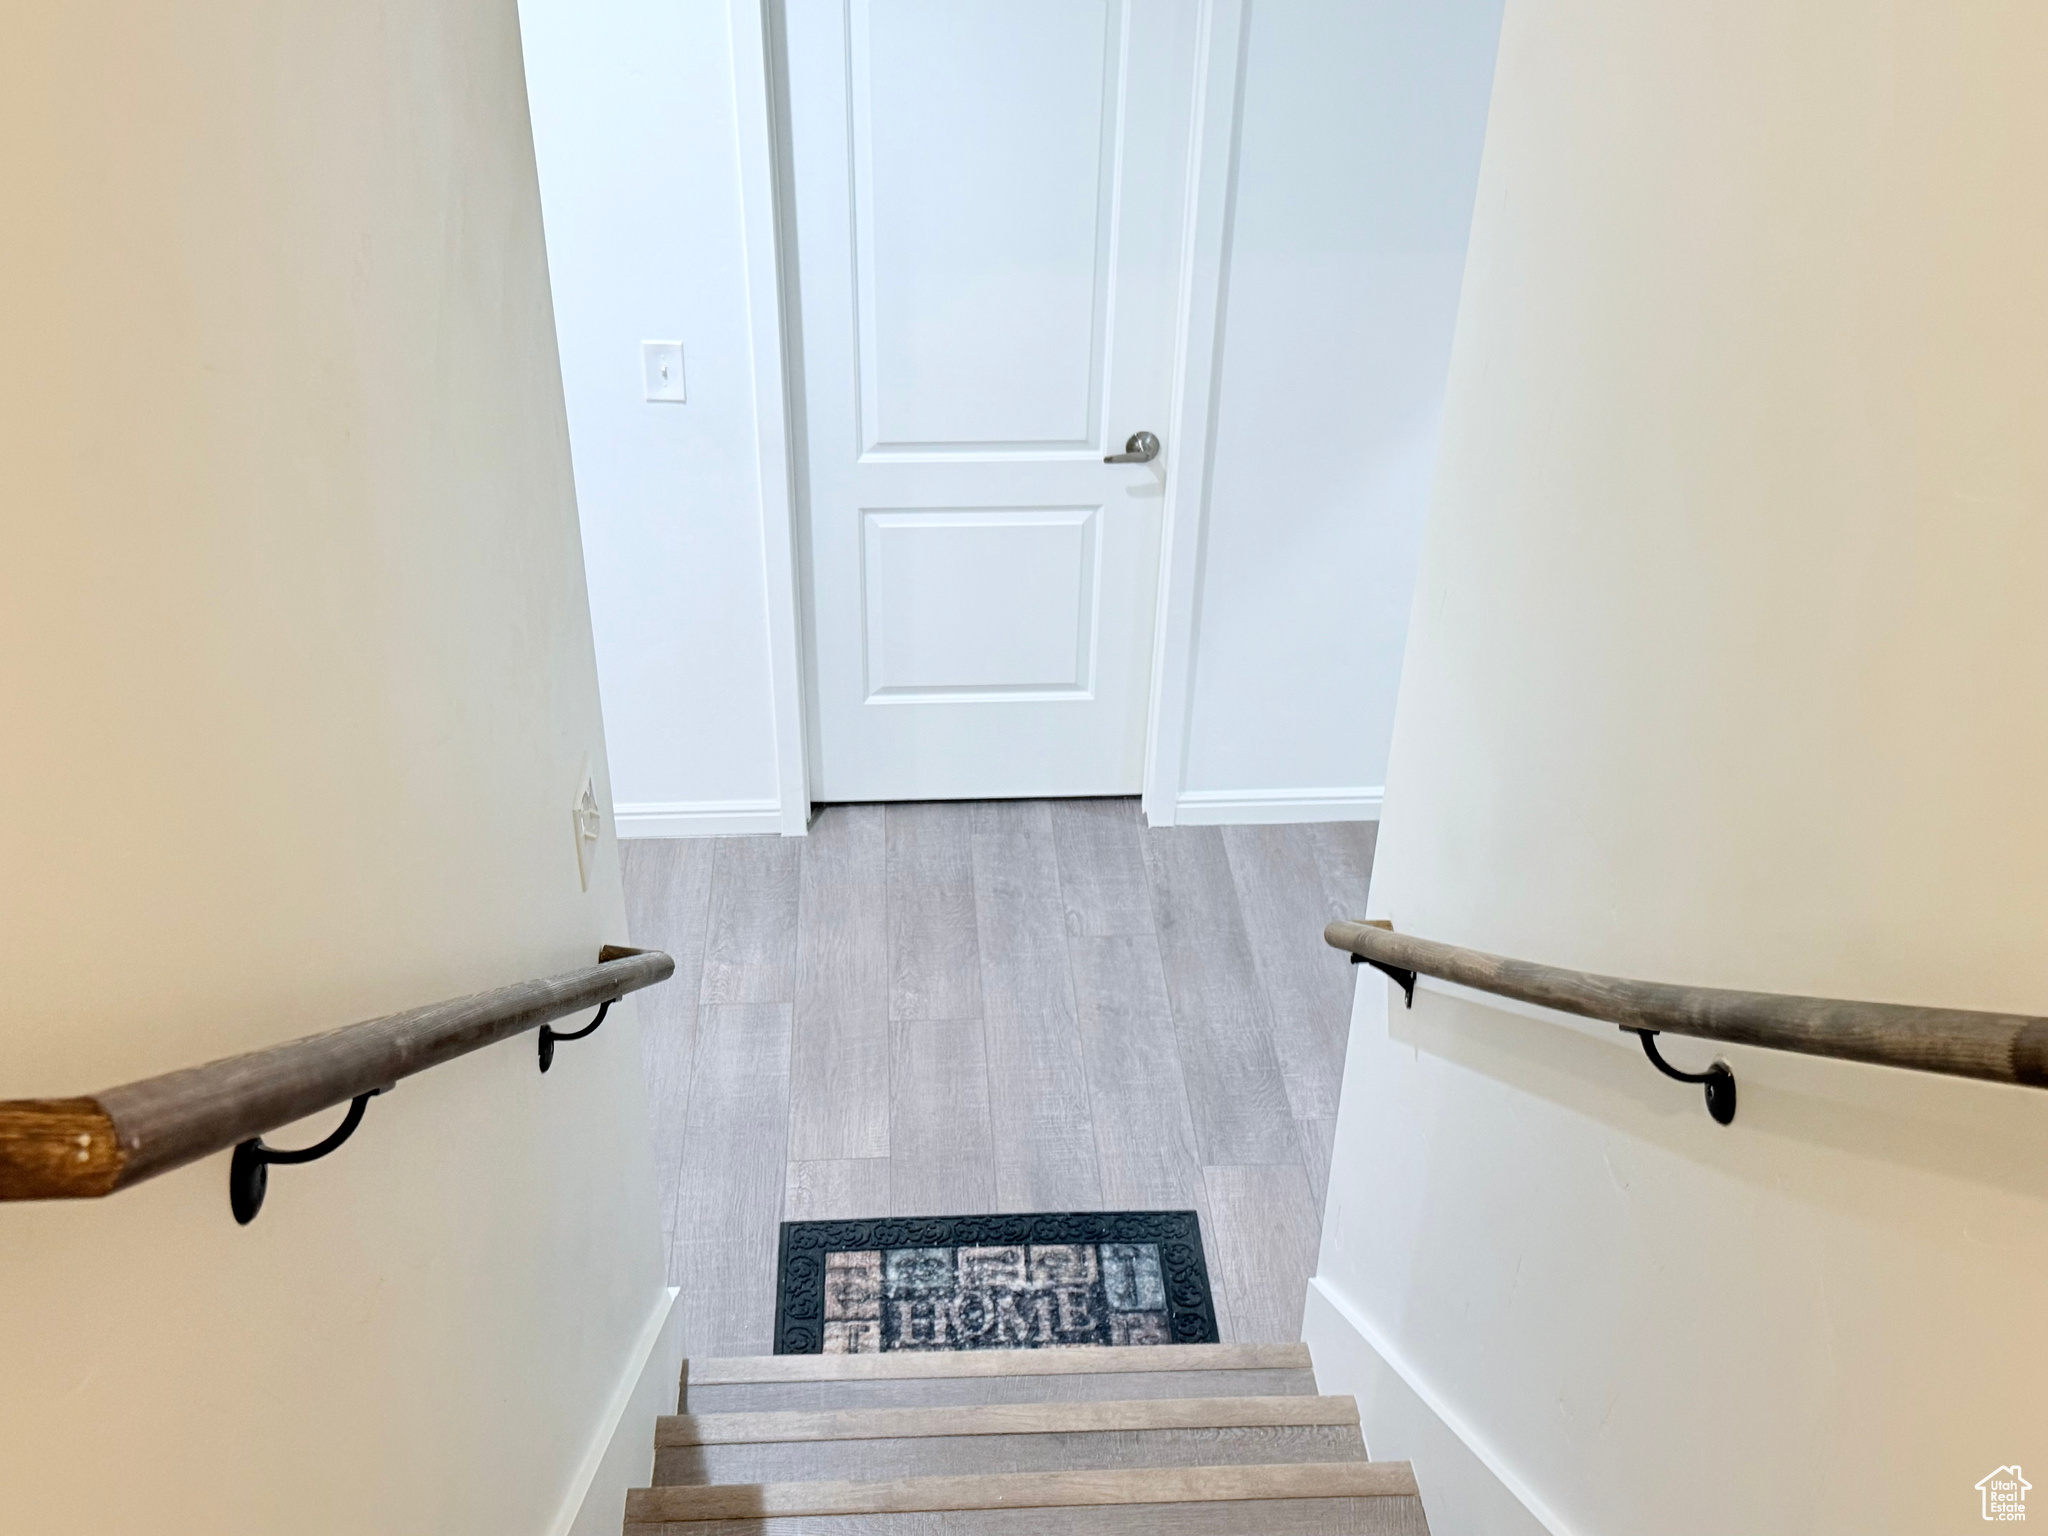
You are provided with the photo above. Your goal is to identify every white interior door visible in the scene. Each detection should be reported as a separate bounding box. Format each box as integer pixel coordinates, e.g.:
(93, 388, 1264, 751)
(782, 0, 1198, 801)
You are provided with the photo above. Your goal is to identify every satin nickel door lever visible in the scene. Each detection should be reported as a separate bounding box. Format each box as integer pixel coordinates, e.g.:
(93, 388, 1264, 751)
(1104, 430, 1160, 464)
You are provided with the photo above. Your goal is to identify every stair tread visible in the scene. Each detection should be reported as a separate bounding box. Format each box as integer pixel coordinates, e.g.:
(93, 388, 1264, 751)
(681, 1366, 1318, 1415)
(625, 1496, 1429, 1536)
(653, 1421, 1368, 1487)
(686, 1343, 1307, 1386)
(625, 1460, 1418, 1523)
(660, 1394, 1358, 1446)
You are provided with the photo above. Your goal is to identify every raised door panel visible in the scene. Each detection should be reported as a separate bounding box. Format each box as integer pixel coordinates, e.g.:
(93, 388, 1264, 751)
(851, 0, 1120, 451)
(862, 509, 1101, 698)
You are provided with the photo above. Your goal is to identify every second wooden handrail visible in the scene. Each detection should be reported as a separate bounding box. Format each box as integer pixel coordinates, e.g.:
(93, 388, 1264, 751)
(1326, 918, 2048, 1090)
(0, 944, 675, 1203)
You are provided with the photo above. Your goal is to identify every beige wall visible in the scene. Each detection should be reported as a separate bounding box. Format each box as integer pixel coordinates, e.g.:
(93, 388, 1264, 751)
(0, 3, 668, 1531)
(1313, 1, 2048, 1532)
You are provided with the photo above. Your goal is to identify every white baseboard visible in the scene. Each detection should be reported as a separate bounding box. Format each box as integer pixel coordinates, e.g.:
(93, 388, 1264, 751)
(1172, 787, 1384, 825)
(618, 790, 1379, 834)
(1303, 1277, 1573, 1536)
(614, 799, 785, 837)
(551, 1287, 684, 1536)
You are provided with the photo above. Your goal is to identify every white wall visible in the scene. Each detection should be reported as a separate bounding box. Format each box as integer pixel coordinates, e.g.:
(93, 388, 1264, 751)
(1170, 0, 1502, 825)
(520, 0, 789, 835)
(1312, 1, 2048, 1532)
(0, 4, 672, 1530)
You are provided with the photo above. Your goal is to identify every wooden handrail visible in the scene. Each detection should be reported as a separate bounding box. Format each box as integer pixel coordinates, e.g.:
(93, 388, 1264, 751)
(1326, 919, 2048, 1090)
(0, 944, 675, 1201)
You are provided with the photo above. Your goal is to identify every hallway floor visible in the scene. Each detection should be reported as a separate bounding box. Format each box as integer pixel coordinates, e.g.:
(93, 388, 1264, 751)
(621, 798, 1375, 1357)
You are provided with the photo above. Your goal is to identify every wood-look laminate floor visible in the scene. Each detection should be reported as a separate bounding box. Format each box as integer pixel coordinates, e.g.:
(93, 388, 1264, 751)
(621, 799, 1375, 1358)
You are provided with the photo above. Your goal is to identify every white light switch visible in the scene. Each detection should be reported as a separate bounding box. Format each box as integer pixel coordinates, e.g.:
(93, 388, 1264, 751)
(642, 341, 686, 402)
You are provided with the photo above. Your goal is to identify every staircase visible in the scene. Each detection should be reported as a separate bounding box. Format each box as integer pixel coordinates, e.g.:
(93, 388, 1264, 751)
(624, 1342, 1427, 1533)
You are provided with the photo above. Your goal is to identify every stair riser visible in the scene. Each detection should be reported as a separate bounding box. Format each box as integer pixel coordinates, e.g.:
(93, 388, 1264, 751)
(655, 1423, 1369, 1485)
(625, 1494, 1428, 1536)
(683, 1368, 1319, 1414)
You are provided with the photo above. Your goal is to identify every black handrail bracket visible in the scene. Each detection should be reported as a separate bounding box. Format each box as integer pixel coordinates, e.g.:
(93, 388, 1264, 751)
(538, 997, 616, 1073)
(1628, 1030, 1736, 1125)
(229, 1088, 388, 1224)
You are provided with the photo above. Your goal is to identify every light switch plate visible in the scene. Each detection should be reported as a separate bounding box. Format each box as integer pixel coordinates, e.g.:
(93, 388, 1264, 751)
(642, 340, 686, 402)
(572, 766, 602, 891)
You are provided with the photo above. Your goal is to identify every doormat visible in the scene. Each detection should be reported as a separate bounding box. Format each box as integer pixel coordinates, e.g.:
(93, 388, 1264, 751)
(773, 1211, 1220, 1354)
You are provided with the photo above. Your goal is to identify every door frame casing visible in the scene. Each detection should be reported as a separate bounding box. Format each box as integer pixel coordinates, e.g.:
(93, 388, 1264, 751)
(729, 0, 813, 835)
(729, 0, 1250, 831)
(1137, 0, 1248, 827)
